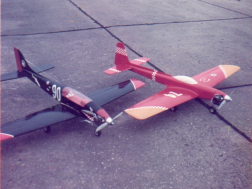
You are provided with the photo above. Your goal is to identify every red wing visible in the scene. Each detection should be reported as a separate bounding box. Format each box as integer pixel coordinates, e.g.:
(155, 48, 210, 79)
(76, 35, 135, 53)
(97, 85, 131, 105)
(192, 65, 240, 87)
(125, 87, 198, 120)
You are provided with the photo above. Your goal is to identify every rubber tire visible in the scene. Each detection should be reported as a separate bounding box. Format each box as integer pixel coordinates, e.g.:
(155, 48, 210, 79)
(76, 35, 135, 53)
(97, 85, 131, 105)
(170, 106, 177, 112)
(209, 107, 216, 114)
(94, 130, 101, 137)
(44, 126, 51, 133)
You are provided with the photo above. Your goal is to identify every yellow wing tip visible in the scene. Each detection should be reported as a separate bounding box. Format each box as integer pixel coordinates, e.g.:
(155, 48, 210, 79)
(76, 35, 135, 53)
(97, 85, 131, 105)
(219, 65, 240, 78)
(125, 106, 168, 120)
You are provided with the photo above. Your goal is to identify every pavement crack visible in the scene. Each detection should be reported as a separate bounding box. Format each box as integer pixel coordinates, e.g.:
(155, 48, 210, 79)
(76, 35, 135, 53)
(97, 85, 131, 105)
(68, 0, 165, 72)
(1, 27, 102, 37)
(105, 17, 251, 28)
(199, 0, 252, 17)
(195, 98, 252, 143)
(217, 84, 252, 90)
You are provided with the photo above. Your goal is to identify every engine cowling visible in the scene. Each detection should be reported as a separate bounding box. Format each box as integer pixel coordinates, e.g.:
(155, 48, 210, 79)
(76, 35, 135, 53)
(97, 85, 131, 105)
(212, 95, 224, 106)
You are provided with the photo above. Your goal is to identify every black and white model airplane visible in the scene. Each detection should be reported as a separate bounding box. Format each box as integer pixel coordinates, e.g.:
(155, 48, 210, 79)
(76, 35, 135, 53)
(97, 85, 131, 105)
(0, 47, 145, 141)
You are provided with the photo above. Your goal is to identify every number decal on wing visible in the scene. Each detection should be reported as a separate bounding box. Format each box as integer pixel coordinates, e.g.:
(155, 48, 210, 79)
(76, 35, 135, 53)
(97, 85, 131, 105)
(52, 84, 61, 101)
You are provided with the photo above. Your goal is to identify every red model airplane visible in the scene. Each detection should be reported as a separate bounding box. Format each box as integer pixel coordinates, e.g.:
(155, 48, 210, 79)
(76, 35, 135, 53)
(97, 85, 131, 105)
(105, 43, 240, 120)
(0, 47, 145, 141)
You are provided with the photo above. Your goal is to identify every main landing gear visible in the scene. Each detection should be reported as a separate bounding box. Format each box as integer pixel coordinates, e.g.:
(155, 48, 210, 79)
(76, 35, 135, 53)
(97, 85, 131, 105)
(43, 126, 51, 133)
(170, 106, 177, 112)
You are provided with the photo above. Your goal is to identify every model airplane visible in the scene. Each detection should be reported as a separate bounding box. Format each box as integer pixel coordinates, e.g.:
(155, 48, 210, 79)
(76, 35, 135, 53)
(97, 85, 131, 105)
(105, 43, 240, 120)
(0, 47, 145, 141)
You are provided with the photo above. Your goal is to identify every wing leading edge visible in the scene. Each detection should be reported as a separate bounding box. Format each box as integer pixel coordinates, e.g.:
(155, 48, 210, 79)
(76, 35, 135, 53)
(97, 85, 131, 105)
(125, 87, 198, 120)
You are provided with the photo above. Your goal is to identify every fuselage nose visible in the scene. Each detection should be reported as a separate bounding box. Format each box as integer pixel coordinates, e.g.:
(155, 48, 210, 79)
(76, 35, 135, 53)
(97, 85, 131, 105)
(97, 108, 111, 121)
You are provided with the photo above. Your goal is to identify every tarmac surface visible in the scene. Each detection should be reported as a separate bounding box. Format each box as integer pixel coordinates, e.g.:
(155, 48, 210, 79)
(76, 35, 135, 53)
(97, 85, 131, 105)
(1, 0, 252, 188)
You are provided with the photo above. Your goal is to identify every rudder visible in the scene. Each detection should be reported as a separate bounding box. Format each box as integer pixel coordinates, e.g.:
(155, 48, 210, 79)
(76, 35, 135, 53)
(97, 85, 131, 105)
(14, 47, 36, 73)
(115, 43, 130, 65)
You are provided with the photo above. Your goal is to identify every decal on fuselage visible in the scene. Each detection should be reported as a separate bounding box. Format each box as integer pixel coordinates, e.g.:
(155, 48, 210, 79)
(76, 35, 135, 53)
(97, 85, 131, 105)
(66, 90, 74, 98)
(152, 70, 158, 81)
(32, 74, 41, 87)
(52, 84, 61, 101)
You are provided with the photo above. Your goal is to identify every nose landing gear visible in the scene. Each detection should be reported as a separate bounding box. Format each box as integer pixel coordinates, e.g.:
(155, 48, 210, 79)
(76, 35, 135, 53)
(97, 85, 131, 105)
(209, 107, 216, 114)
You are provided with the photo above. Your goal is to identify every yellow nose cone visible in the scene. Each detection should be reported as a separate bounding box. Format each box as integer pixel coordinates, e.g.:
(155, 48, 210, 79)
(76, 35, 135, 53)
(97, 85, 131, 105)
(219, 65, 240, 78)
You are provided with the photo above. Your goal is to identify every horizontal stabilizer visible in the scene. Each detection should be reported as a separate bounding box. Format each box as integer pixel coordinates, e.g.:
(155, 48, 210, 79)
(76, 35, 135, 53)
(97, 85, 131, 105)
(130, 58, 150, 65)
(0, 104, 78, 141)
(104, 64, 132, 75)
(87, 79, 145, 106)
(1, 64, 54, 81)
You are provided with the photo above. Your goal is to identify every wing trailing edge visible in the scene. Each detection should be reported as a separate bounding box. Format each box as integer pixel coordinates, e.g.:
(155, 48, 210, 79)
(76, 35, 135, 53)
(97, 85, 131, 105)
(87, 79, 145, 106)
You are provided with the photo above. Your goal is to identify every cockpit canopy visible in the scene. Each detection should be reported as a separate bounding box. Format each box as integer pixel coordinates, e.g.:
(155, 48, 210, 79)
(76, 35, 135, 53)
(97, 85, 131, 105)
(173, 76, 198, 84)
(62, 87, 92, 107)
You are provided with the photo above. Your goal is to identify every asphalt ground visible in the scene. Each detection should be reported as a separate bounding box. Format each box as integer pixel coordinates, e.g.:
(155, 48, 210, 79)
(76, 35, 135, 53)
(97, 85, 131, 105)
(1, 0, 252, 188)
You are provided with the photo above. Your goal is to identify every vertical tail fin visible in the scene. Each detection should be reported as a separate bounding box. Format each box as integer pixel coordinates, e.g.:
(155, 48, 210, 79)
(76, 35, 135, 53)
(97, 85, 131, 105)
(104, 43, 132, 75)
(115, 43, 131, 65)
(14, 47, 36, 73)
(1, 48, 55, 81)
(104, 42, 150, 75)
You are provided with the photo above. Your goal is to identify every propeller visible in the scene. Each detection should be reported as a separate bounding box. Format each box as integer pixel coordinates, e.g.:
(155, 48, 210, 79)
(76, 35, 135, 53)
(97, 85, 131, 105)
(95, 112, 124, 134)
(212, 94, 232, 110)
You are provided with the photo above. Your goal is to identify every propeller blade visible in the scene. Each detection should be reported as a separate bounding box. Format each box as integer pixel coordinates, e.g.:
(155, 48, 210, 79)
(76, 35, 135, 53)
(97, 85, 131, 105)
(218, 100, 226, 109)
(95, 122, 109, 133)
(113, 112, 124, 121)
(95, 112, 124, 133)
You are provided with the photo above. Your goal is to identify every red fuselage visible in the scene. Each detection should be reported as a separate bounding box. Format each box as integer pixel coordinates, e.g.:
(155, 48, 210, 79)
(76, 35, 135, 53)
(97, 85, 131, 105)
(130, 64, 226, 100)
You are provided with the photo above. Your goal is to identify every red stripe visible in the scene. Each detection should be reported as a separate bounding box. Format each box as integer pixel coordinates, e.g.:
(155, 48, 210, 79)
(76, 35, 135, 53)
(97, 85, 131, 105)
(0, 133, 14, 141)
(14, 47, 23, 72)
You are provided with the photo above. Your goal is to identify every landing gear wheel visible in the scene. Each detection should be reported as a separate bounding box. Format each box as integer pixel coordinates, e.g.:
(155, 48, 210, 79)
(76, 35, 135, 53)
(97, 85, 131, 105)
(170, 106, 177, 112)
(209, 107, 216, 114)
(94, 130, 101, 137)
(44, 126, 51, 133)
